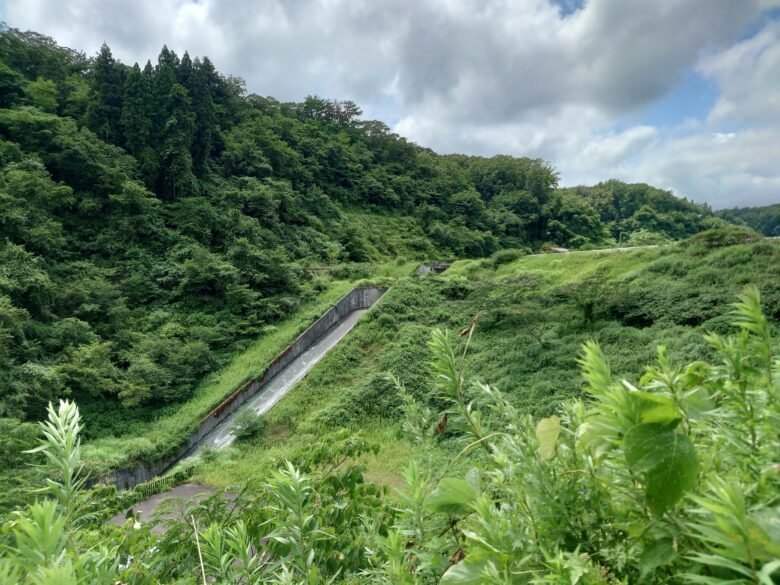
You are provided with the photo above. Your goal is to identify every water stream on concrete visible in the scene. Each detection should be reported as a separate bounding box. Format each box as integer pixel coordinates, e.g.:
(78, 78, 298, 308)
(189, 308, 368, 456)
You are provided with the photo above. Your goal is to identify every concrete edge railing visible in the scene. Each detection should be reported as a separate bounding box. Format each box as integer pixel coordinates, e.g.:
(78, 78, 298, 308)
(98, 285, 389, 490)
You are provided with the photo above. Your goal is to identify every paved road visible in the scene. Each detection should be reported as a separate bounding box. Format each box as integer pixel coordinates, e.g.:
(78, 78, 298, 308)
(109, 483, 227, 533)
(191, 308, 368, 455)
(528, 244, 662, 257)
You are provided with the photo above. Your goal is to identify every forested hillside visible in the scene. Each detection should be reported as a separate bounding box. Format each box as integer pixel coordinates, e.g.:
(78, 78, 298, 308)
(200, 231, 780, 488)
(0, 25, 731, 427)
(717, 203, 780, 236)
(2, 242, 779, 584)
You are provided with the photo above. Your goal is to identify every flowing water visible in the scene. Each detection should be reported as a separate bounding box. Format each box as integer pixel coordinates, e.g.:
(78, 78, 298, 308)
(190, 308, 368, 455)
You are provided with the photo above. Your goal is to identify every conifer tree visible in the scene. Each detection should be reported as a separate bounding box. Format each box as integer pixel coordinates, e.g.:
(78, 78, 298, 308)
(178, 50, 193, 88)
(190, 57, 218, 177)
(85, 43, 124, 144)
(153, 46, 177, 127)
(160, 83, 198, 198)
(121, 62, 158, 186)
(121, 64, 151, 155)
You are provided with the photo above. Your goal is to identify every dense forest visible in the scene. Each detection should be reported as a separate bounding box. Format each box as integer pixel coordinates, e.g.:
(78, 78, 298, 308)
(0, 25, 731, 425)
(717, 203, 780, 237)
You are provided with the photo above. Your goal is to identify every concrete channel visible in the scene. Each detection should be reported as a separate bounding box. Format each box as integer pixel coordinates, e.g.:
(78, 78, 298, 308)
(100, 286, 388, 490)
(192, 307, 369, 453)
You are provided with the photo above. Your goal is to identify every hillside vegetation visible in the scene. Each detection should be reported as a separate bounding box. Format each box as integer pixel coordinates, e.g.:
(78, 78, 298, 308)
(197, 235, 780, 487)
(1, 25, 779, 585)
(718, 203, 780, 237)
(0, 25, 732, 432)
(1, 274, 778, 584)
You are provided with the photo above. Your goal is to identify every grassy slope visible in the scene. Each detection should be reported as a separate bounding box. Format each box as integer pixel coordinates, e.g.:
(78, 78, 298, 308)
(83, 261, 419, 474)
(195, 239, 780, 489)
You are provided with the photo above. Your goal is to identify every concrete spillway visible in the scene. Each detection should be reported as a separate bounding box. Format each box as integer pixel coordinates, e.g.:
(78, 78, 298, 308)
(193, 308, 368, 453)
(103, 286, 387, 490)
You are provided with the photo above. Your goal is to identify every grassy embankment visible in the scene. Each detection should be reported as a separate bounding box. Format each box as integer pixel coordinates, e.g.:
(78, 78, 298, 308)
(195, 237, 780, 490)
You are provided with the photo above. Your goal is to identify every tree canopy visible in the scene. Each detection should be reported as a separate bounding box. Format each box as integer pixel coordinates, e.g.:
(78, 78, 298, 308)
(0, 25, 740, 428)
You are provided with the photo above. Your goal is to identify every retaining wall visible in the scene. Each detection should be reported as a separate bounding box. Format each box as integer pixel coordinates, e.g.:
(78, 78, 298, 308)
(100, 286, 388, 490)
(416, 262, 452, 277)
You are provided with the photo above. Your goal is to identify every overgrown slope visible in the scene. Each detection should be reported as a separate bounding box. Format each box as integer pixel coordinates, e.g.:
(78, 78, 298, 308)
(199, 234, 780, 487)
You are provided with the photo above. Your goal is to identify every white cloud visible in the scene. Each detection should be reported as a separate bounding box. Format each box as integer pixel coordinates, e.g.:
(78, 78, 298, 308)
(699, 21, 780, 124)
(626, 128, 780, 209)
(711, 132, 736, 144)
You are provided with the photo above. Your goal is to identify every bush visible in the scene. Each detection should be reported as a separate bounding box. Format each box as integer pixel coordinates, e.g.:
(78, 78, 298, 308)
(490, 247, 527, 268)
(232, 407, 267, 442)
(625, 228, 670, 246)
(682, 225, 762, 250)
(385, 287, 780, 583)
(315, 374, 402, 428)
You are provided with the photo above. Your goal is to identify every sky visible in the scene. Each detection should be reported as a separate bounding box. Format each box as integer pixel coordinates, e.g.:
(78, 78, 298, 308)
(2, 0, 780, 209)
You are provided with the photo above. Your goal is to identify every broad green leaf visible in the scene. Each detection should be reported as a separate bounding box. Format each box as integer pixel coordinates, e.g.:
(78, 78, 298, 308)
(758, 560, 780, 584)
(440, 560, 491, 584)
(639, 537, 676, 576)
(629, 391, 682, 426)
(624, 423, 699, 513)
(427, 478, 478, 515)
(465, 467, 481, 491)
(681, 387, 715, 420)
(575, 418, 616, 458)
(535, 415, 561, 460)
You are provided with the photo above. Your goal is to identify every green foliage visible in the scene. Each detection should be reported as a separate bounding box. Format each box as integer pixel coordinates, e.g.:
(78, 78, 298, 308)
(0, 60, 26, 107)
(682, 225, 763, 251)
(368, 287, 780, 583)
(564, 179, 726, 242)
(717, 203, 780, 237)
(0, 401, 120, 583)
(232, 407, 267, 442)
(1, 288, 778, 584)
(318, 373, 402, 427)
(24, 77, 57, 112)
(623, 422, 698, 513)
(85, 44, 124, 144)
(490, 247, 528, 267)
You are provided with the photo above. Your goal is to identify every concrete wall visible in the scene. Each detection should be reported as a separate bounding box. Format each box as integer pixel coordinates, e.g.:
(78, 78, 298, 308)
(100, 286, 388, 490)
(416, 262, 452, 277)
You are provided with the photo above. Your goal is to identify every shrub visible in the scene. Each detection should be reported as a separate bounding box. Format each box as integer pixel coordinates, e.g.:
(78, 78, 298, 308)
(625, 228, 670, 246)
(490, 247, 527, 268)
(379, 286, 780, 583)
(682, 225, 762, 250)
(232, 407, 267, 442)
(315, 374, 402, 428)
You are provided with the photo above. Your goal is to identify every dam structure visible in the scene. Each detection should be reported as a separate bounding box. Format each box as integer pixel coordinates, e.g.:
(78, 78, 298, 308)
(104, 286, 388, 489)
(190, 305, 369, 454)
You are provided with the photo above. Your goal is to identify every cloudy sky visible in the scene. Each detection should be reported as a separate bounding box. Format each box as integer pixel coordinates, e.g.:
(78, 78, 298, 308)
(2, 0, 780, 208)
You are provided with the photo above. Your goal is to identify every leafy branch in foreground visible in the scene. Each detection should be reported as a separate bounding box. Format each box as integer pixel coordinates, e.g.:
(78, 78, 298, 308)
(0, 400, 118, 584)
(385, 286, 780, 584)
(26, 400, 87, 532)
